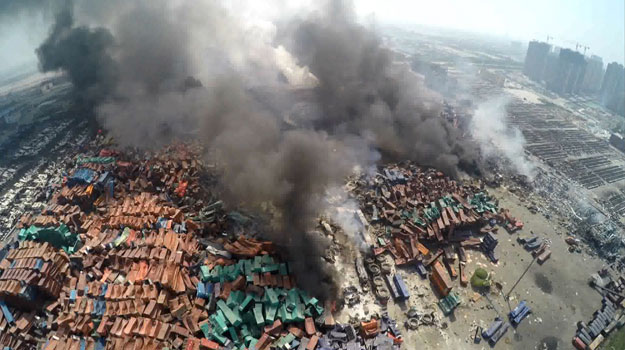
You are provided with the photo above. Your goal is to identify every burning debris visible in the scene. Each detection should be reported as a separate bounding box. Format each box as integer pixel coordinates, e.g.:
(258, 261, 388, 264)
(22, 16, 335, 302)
(4, 0, 625, 349)
(13, 0, 493, 301)
(308, 162, 561, 344)
(0, 136, 410, 350)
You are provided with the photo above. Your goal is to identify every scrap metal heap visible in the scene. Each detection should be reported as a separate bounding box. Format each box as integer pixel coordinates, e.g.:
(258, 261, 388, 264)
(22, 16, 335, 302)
(0, 141, 402, 350)
(351, 163, 526, 298)
(573, 270, 625, 349)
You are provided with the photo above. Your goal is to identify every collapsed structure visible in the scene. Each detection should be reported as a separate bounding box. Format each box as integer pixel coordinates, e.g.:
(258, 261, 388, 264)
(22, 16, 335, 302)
(351, 162, 526, 290)
(0, 138, 407, 350)
(337, 162, 544, 346)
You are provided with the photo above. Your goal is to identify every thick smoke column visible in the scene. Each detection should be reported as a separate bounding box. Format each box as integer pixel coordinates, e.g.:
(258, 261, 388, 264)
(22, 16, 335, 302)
(36, 4, 117, 111)
(31, 0, 481, 298)
(282, 1, 479, 176)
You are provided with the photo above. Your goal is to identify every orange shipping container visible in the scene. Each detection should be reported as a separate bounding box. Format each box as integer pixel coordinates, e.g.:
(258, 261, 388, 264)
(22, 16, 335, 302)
(430, 261, 452, 296)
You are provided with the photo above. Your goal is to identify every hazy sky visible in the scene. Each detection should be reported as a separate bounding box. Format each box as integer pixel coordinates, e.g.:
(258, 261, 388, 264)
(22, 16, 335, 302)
(1, 0, 623, 74)
(356, 0, 625, 64)
(0, 11, 48, 73)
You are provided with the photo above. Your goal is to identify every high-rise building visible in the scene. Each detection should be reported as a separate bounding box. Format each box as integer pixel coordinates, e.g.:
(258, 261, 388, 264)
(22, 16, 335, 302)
(523, 41, 551, 82)
(546, 48, 587, 95)
(581, 55, 604, 93)
(543, 48, 561, 85)
(601, 62, 625, 116)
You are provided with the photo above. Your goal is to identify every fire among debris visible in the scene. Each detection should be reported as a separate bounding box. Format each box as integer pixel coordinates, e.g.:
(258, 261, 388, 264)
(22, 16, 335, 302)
(0, 135, 410, 350)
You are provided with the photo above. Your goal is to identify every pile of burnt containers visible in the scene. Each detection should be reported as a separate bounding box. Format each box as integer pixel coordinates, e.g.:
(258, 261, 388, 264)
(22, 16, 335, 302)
(573, 296, 620, 349)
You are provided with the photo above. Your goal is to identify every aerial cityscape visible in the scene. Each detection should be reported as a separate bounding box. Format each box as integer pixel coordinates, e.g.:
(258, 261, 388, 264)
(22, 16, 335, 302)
(0, 1, 624, 349)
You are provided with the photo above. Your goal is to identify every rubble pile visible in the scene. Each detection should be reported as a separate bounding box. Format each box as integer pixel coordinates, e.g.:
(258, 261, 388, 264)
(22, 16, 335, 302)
(0, 241, 69, 307)
(354, 163, 520, 262)
(574, 270, 625, 349)
(0, 300, 42, 349)
(17, 225, 80, 254)
(348, 163, 527, 306)
(0, 140, 403, 350)
(504, 167, 625, 269)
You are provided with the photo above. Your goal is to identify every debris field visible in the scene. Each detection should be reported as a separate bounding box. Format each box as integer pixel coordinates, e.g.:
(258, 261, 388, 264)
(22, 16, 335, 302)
(1, 141, 624, 350)
(0, 140, 405, 350)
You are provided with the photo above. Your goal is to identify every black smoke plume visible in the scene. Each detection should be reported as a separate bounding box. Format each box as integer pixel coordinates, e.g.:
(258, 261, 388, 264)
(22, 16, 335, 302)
(36, 4, 117, 111)
(282, 1, 478, 176)
(30, 0, 481, 298)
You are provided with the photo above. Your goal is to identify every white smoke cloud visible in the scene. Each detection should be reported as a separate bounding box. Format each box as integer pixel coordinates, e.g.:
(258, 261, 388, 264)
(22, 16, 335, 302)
(274, 45, 319, 88)
(324, 186, 369, 252)
(470, 95, 536, 178)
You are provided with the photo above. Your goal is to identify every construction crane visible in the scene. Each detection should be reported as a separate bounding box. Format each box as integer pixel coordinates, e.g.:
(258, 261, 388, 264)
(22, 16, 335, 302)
(574, 42, 589, 54)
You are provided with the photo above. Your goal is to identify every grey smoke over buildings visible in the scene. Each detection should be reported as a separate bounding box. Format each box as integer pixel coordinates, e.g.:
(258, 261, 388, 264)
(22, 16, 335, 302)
(26, 0, 483, 297)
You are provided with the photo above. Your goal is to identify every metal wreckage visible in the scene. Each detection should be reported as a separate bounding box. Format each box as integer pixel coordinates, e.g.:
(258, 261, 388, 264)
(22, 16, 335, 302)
(1, 128, 624, 350)
(0, 134, 409, 350)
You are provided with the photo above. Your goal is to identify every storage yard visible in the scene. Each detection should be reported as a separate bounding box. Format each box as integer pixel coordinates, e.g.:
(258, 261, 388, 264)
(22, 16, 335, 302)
(0, 8, 623, 350)
(0, 124, 622, 349)
(2, 70, 625, 350)
(507, 101, 625, 188)
(3, 138, 409, 350)
(328, 163, 622, 350)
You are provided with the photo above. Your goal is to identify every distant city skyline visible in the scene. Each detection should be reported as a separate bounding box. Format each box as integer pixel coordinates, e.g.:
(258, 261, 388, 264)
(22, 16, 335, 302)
(355, 0, 625, 65)
(1, 0, 623, 76)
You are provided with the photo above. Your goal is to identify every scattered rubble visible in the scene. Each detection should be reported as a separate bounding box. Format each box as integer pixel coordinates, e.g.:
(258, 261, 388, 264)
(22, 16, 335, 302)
(347, 163, 525, 304)
(574, 269, 625, 349)
(0, 137, 406, 349)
